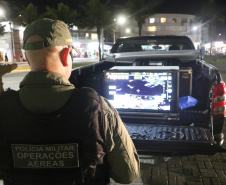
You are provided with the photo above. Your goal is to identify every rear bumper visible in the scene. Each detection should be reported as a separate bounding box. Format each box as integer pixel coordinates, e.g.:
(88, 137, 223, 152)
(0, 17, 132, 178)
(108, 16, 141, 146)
(125, 124, 223, 154)
(133, 140, 223, 154)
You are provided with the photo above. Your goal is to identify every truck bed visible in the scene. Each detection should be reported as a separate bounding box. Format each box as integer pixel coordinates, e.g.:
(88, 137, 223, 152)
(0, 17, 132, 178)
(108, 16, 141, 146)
(69, 59, 225, 153)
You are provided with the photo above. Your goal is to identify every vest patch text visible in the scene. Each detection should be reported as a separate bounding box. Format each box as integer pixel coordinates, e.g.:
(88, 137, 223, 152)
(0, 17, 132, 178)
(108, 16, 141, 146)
(11, 143, 79, 168)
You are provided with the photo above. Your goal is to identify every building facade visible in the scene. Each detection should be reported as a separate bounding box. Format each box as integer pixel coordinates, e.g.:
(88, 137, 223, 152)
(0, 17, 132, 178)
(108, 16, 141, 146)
(70, 26, 99, 58)
(0, 21, 15, 62)
(118, 13, 203, 49)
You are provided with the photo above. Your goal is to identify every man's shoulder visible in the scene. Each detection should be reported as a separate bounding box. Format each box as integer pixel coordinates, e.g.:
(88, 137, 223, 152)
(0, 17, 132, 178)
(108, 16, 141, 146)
(73, 87, 100, 102)
(72, 88, 117, 114)
(99, 96, 118, 115)
(72, 87, 118, 115)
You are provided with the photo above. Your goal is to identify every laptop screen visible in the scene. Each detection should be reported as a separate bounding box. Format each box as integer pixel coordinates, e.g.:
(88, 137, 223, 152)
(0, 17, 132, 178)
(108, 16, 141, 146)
(104, 66, 179, 113)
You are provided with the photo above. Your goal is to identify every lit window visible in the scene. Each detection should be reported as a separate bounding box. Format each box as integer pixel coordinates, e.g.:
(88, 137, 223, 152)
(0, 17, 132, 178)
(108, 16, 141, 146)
(172, 18, 176, 23)
(150, 18, 155, 23)
(148, 26, 156, 32)
(91, 34, 98, 40)
(85, 33, 89, 37)
(161, 18, 166, 23)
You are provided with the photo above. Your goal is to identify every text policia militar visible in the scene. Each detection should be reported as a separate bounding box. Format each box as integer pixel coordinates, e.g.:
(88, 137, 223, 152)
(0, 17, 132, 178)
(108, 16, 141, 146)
(11, 143, 79, 168)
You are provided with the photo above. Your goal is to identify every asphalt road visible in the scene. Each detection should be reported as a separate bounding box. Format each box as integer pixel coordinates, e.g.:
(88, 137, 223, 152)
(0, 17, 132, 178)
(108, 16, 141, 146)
(2, 71, 28, 91)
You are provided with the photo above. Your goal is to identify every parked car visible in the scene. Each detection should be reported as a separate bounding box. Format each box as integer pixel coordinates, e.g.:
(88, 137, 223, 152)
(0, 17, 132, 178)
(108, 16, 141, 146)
(69, 36, 226, 154)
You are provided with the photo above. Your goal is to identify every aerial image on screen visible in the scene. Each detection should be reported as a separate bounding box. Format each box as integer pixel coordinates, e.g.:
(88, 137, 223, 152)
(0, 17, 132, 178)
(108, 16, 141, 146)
(105, 71, 173, 111)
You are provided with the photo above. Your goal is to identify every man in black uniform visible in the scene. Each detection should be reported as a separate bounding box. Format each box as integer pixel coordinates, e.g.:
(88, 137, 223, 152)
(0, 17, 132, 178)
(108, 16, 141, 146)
(0, 18, 139, 185)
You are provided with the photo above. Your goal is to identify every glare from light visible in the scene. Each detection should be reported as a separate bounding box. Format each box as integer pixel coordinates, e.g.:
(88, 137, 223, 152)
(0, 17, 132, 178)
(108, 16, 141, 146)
(19, 26, 25, 31)
(193, 26, 198, 31)
(87, 42, 99, 50)
(73, 42, 81, 48)
(4, 23, 10, 32)
(125, 28, 130, 33)
(215, 42, 223, 47)
(118, 17, 126, 25)
(71, 26, 78, 31)
(205, 43, 210, 48)
(0, 9, 4, 17)
(219, 33, 222, 36)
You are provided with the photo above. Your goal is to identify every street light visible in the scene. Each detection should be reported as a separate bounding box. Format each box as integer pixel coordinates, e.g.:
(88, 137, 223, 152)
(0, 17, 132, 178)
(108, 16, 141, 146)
(0, 8, 4, 17)
(113, 16, 127, 42)
(192, 26, 198, 31)
(117, 17, 126, 25)
(125, 28, 131, 34)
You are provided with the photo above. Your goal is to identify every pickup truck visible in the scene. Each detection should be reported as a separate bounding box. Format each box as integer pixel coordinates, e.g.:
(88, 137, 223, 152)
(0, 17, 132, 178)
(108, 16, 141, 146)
(69, 36, 226, 154)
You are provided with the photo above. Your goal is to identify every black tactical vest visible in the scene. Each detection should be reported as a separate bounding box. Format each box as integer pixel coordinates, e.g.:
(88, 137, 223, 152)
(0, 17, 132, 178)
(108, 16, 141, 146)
(0, 88, 109, 185)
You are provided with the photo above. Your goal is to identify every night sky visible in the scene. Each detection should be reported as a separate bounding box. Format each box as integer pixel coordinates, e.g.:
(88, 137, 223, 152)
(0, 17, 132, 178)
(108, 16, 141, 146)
(4, 0, 226, 34)
(6, 0, 226, 14)
(4, 0, 224, 14)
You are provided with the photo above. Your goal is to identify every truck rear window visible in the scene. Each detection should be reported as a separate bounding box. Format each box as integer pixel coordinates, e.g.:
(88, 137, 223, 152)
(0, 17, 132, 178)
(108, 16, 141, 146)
(112, 38, 195, 53)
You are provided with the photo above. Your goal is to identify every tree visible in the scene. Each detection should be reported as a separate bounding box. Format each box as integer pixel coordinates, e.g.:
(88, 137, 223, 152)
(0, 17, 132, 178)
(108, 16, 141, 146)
(43, 3, 79, 29)
(126, 0, 164, 36)
(197, 0, 226, 55)
(14, 3, 39, 26)
(79, 0, 113, 61)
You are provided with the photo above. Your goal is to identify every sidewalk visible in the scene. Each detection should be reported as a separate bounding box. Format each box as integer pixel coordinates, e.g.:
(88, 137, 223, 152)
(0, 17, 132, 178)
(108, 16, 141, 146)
(10, 58, 99, 72)
(72, 57, 99, 63)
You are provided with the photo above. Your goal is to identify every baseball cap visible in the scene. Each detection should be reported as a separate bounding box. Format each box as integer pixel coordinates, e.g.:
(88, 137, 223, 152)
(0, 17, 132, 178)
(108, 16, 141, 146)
(23, 18, 81, 54)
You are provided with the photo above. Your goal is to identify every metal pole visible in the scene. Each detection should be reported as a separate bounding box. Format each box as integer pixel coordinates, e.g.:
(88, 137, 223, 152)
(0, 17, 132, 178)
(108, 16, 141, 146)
(101, 28, 104, 60)
(9, 21, 14, 63)
(113, 31, 115, 43)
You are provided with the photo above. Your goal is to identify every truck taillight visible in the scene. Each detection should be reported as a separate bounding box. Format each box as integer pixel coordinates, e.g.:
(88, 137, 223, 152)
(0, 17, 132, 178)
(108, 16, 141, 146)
(212, 82, 226, 116)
